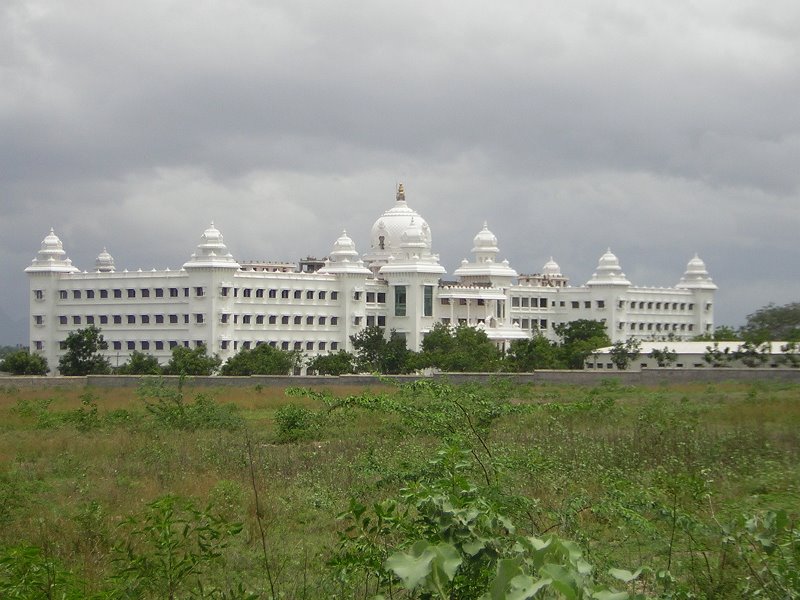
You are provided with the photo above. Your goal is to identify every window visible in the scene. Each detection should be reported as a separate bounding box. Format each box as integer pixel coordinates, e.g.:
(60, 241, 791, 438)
(127, 289, 135, 298)
(377, 292, 386, 303)
(184, 288, 190, 297)
(256, 289, 264, 298)
(169, 341, 178, 349)
(521, 319, 529, 329)
(597, 300, 605, 309)
(113, 341, 122, 350)
(256, 315, 264, 324)
(221, 287, 230, 297)
(571, 301, 579, 309)
(243, 288, 251, 298)
(34, 340, 43, 350)
(281, 290, 289, 299)
(141, 315, 150, 324)
(269, 315, 277, 324)
(521, 297, 529, 307)
(243, 315, 251, 324)
(294, 290, 302, 299)
(319, 342, 326, 351)
(331, 342, 338, 351)
(367, 315, 376, 327)
(156, 314, 164, 324)
(423, 285, 433, 317)
(73, 290, 82, 299)
(155, 288, 164, 298)
(331, 317, 338, 325)
(155, 341, 164, 350)
(59, 290, 68, 299)
(378, 316, 386, 326)
(281, 316, 289, 325)
(127, 315, 135, 324)
(354, 316, 362, 325)
(331, 291, 338, 301)
(441, 298, 451, 305)
(584, 301, 591, 309)
(306, 341, 314, 350)
(169, 288, 178, 297)
(306, 290, 314, 300)
(100, 289, 109, 299)
(294, 341, 302, 350)
(195, 314, 204, 324)
(72, 316, 81, 325)
(281, 341, 289, 350)
(195, 287, 204, 297)
(141, 289, 150, 298)
(220, 340, 229, 350)
(113, 315, 122, 324)
(184, 314, 189, 324)
(306, 316, 314, 325)
(655, 302, 661, 309)
(539, 319, 548, 329)
(294, 316, 302, 325)
(319, 316, 326, 325)
(318, 291, 326, 300)
(366, 292, 376, 303)
(34, 290, 44, 300)
(512, 297, 520, 307)
(394, 286, 407, 317)
(221, 313, 230, 324)
(59, 316, 68, 325)
(141, 341, 150, 351)
(86, 316, 95, 325)
(269, 289, 277, 299)
(540, 298, 548, 308)
(169, 314, 178, 324)
(100, 315, 108, 325)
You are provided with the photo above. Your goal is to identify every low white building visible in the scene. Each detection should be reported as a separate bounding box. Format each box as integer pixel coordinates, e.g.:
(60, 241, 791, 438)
(27, 184, 717, 373)
(586, 341, 800, 371)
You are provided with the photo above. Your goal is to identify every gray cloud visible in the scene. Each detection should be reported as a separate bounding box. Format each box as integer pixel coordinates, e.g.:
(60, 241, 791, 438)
(2, 0, 799, 343)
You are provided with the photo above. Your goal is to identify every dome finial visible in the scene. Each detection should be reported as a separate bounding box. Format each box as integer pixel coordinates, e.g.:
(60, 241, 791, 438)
(396, 183, 405, 202)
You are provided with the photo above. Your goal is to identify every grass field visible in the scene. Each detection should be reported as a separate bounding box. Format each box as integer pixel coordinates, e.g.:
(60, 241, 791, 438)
(0, 378, 798, 598)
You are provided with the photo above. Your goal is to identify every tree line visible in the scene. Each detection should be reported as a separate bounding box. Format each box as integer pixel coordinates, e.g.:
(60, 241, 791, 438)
(3, 301, 799, 376)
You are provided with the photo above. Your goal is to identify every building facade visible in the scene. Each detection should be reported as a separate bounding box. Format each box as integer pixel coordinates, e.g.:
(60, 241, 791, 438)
(27, 185, 716, 373)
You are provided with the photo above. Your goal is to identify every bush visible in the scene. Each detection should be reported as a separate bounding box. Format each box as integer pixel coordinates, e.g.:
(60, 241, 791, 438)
(0, 350, 48, 375)
(274, 403, 318, 441)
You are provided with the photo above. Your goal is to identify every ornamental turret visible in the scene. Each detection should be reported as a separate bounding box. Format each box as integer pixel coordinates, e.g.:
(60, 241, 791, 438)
(25, 228, 80, 274)
(182, 222, 240, 270)
(586, 249, 631, 287)
(95, 248, 116, 273)
(677, 254, 717, 290)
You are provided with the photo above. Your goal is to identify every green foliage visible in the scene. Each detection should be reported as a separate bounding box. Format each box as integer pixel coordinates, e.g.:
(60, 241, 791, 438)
(740, 301, 800, 342)
(350, 326, 413, 374)
(164, 345, 221, 376)
(137, 377, 244, 431)
(649, 346, 678, 367)
(694, 325, 741, 342)
(732, 340, 771, 368)
(0, 349, 48, 375)
(111, 494, 245, 599)
(0, 543, 84, 599)
(418, 323, 502, 372)
(702, 342, 732, 367)
(307, 350, 357, 375)
(554, 319, 611, 369)
(58, 325, 112, 376)
(219, 343, 300, 376)
(116, 351, 162, 375)
(609, 338, 641, 371)
(505, 335, 561, 371)
(274, 403, 318, 442)
(334, 447, 641, 599)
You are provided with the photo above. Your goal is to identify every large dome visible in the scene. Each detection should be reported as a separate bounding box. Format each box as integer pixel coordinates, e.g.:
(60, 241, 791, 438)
(364, 184, 431, 268)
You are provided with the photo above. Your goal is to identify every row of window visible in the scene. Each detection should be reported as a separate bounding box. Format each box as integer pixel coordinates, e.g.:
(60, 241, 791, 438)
(624, 300, 695, 311)
(220, 340, 339, 352)
(222, 287, 341, 301)
(50, 313, 345, 327)
(50, 339, 341, 353)
(221, 314, 340, 326)
(510, 297, 550, 308)
(512, 318, 549, 330)
(626, 322, 695, 332)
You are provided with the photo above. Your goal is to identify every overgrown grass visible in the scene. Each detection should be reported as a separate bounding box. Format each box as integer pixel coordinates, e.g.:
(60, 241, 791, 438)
(0, 379, 798, 598)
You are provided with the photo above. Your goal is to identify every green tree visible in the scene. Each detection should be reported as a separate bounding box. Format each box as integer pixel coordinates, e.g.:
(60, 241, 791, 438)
(116, 351, 162, 375)
(0, 350, 49, 375)
(649, 346, 678, 367)
(703, 342, 732, 367)
(505, 335, 561, 371)
(307, 350, 356, 375)
(609, 337, 641, 370)
(554, 319, 610, 369)
(732, 341, 771, 368)
(740, 302, 800, 342)
(57, 325, 111, 375)
(350, 326, 413, 374)
(219, 343, 300, 375)
(695, 325, 741, 342)
(417, 323, 501, 372)
(164, 345, 221, 376)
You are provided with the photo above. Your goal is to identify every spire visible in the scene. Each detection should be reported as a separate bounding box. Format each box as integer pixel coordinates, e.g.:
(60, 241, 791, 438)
(396, 183, 405, 202)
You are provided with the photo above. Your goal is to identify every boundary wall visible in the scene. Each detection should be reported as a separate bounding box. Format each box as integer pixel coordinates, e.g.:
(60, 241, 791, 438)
(2, 369, 800, 388)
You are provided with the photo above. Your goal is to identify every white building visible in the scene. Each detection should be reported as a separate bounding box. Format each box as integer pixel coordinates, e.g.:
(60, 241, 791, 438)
(26, 184, 716, 373)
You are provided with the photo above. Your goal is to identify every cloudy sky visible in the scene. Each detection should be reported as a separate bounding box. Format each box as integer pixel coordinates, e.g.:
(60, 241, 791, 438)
(2, 0, 799, 344)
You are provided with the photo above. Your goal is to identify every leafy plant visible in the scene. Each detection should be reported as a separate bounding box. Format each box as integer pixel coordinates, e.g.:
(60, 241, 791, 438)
(138, 377, 244, 431)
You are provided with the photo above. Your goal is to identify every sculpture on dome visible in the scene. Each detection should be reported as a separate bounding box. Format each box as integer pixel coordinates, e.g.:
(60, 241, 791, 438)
(396, 183, 405, 202)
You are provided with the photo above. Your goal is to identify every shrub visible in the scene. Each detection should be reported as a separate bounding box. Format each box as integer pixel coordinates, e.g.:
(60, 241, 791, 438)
(274, 403, 318, 442)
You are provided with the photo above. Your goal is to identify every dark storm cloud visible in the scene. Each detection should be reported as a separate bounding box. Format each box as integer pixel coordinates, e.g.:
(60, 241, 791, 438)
(1, 0, 799, 342)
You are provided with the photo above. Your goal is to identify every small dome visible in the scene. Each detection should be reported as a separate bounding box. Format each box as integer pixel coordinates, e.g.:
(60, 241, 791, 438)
(95, 247, 116, 273)
(183, 222, 240, 269)
(329, 230, 359, 262)
(400, 218, 428, 249)
(677, 254, 717, 290)
(364, 183, 432, 268)
(587, 248, 630, 286)
(542, 257, 561, 276)
(471, 222, 499, 254)
(25, 228, 79, 273)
